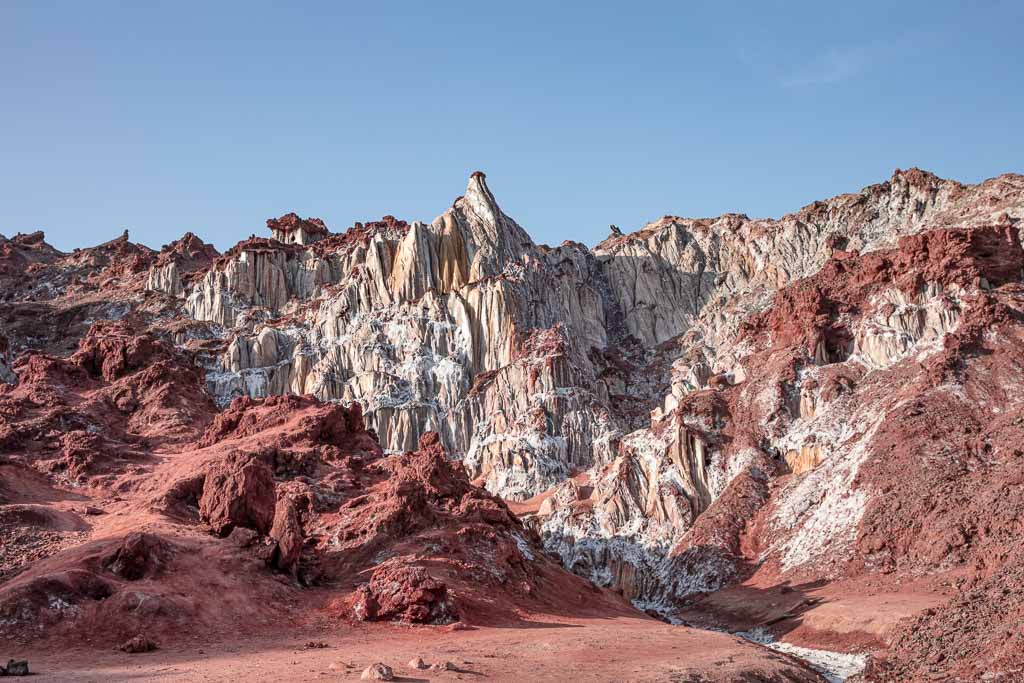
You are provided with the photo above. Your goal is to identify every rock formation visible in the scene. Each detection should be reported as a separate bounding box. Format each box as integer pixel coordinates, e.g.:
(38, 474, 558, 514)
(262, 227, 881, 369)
(199, 452, 277, 536)
(1, 168, 1023, 680)
(140, 169, 1024, 510)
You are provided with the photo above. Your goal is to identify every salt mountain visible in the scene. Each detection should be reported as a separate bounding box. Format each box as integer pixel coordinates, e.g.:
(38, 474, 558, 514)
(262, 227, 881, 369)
(1, 168, 1023, 681)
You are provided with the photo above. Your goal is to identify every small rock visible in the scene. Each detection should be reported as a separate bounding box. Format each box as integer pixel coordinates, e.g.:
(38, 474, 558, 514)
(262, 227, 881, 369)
(119, 635, 158, 653)
(360, 662, 395, 680)
(445, 621, 472, 632)
(3, 659, 30, 676)
(305, 640, 329, 649)
(430, 660, 456, 671)
(227, 526, 259, 548)
(327, 660, 354, 671)
(102, 532, 171, 581)
(408, 657, 428, 669)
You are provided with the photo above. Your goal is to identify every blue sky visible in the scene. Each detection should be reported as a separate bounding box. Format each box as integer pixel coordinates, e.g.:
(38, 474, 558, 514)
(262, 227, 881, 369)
(1, 1, 1021, 251)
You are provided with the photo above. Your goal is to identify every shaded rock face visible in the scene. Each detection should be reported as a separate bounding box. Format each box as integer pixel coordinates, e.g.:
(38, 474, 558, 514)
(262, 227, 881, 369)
(0, 333, 14, 384)
(199, 452, 276, 536)
(0, 570, 113, 628)
(537, 222, 1024, 614)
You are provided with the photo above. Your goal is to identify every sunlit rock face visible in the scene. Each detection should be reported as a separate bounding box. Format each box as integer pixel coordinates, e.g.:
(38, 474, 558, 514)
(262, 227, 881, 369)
(158, 173, 629, 500)
(150, 168, 1024, 512)
(267, 213, 331, 246)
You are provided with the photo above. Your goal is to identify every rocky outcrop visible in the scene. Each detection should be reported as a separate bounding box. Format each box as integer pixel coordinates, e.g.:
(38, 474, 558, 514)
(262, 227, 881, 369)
(352, 565, 456, 624)
(312, 432, 628, 625)
(267, 213, 331, 245)
(268, 482, 313, 576)
(198, 452, 276, 536)
(159, 170, 1024, 509)
(0, 321, 215, 483)
(146, 232, 219, 297)
(100, 533, 173, 581)
(535, 222, 1024, 614)
(3, 168, 1024, 680)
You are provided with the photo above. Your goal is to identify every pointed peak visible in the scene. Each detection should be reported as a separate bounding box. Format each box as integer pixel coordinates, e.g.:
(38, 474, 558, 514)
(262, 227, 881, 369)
(463, 170, 501, 219)
(890, 167, 947, 189)
(158, 231, 220, 263)
(466, 170, 491, 195)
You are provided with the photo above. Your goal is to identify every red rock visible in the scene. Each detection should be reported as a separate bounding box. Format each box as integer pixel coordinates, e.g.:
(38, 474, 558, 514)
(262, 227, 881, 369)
(118, 634, 157, 653)
(359, 663, 394, 681)
(100, 533, 172, 581)
(268, 483, 313, 576)
(198, 394, 381, 457)
(199, 452, 276, 537)
(353, 565, 456, 624)
(266, 213, 330, 242)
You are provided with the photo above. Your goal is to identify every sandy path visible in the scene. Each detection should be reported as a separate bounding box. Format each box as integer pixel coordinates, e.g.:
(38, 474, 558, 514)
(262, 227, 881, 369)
(11, 614, 822, 682)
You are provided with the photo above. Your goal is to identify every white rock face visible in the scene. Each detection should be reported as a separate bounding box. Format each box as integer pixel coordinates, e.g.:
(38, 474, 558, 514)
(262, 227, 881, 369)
(158, 170, 1024, 489)
(852, 284, 963, 369)
(152, 168, 1024, 601)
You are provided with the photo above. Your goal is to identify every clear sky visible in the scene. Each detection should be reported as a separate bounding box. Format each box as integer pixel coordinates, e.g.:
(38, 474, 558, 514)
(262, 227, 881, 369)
(2, 1, 1021, 252)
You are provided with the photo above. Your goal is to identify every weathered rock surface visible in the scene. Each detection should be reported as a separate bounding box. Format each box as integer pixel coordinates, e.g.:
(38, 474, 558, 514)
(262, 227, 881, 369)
(359, 663, 394, 681)
(198, 452, 276, 536)
(267, 483, 312, 576)
(1, 659, 29, 676)
(100, 533, 172, 581)
(536, 223, 1024, 608)
(146, 232, 220, 297)
(145, 169, 1024, 510)
(118, 634, 157, 654)
(2, 168, 1024, 680)
(352, 565, 455, 624)
(325, 432, 628, 626)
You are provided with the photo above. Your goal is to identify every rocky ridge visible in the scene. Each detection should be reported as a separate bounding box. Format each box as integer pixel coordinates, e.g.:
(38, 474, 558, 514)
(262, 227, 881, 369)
(145, 170, 1024, 502)
(1, 168, 1023, 680)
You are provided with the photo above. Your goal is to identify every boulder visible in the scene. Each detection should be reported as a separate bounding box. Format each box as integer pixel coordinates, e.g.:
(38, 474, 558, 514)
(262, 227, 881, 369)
(198, 452, 275, 536)
(353, 565, 456, 625)
(268, 483, 313, 575)
(101, 532, 171, 581)
(118, 635, 157, 653)
(360, 663, 394, 681)
(2, 660, 29, 676)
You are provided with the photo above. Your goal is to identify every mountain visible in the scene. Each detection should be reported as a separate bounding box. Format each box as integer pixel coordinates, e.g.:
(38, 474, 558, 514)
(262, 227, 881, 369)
(1, 168, 1023, 681)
